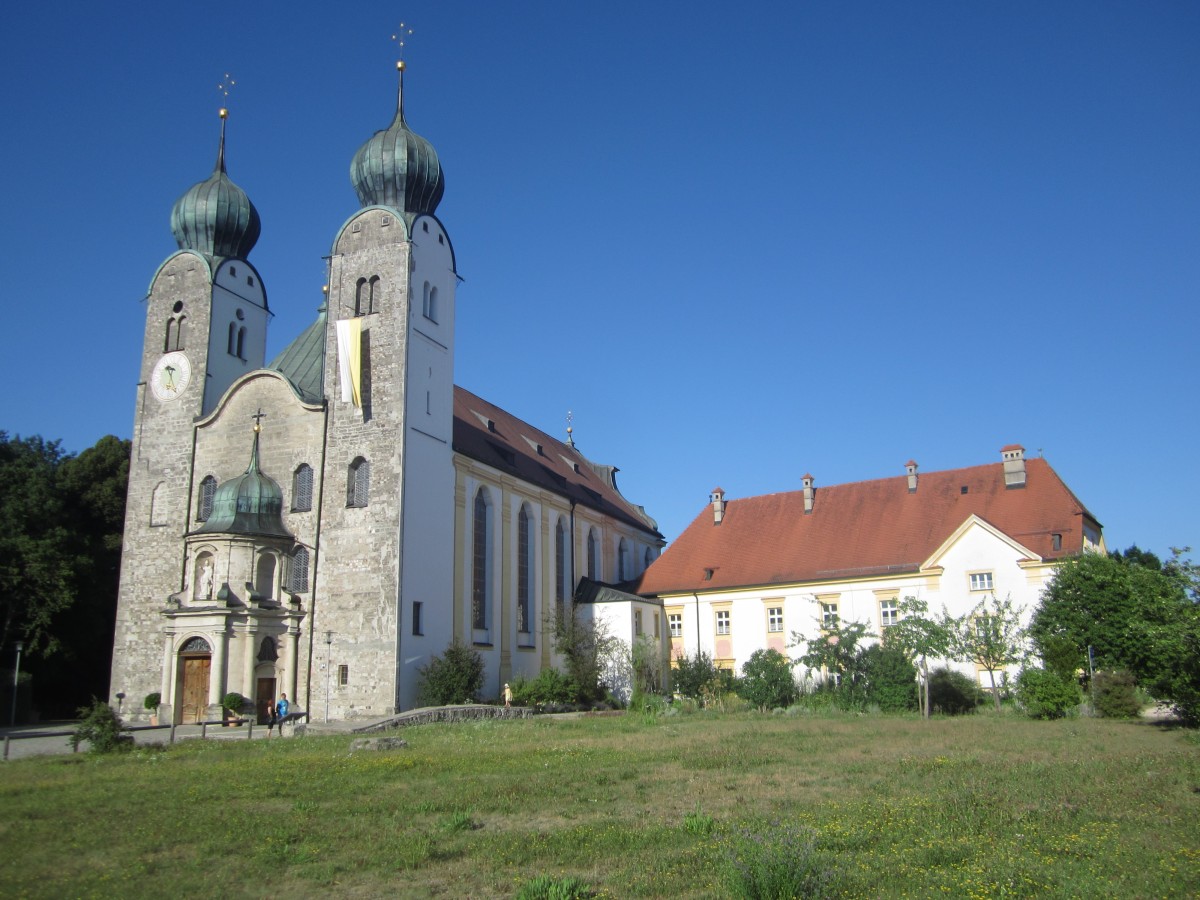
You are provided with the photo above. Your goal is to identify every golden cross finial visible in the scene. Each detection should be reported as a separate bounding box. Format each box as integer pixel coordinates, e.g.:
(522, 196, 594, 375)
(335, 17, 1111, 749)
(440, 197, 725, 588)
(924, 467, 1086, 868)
(251, 408, 266, 432)
(391, 23, 414, 60)
(217, 73, 236, 117)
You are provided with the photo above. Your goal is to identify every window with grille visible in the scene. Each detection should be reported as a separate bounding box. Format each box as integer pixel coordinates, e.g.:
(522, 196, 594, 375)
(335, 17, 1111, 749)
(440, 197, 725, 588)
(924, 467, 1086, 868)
(288, 547, 310, 592)
(197, 475, 217, 521)
(472, 488, 491, 631)
(767, 607, 784, 633)
(347, 458, 369, 508)
(822, 603, 839, 629)
(517, 505, 532, 635)
(292, 464, 313, 512)
(880, 599, 899, 628)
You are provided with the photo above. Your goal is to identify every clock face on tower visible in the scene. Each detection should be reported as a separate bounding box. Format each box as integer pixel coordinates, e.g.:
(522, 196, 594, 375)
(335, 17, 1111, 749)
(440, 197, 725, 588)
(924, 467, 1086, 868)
(150, 351, 192, 402)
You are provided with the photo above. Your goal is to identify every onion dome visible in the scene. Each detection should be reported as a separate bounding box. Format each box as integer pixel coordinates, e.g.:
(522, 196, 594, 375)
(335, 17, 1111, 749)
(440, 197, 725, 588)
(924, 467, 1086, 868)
(350, 61, 444, 217)
(170, 109, 261, 259)
(197, 425, 291, 538)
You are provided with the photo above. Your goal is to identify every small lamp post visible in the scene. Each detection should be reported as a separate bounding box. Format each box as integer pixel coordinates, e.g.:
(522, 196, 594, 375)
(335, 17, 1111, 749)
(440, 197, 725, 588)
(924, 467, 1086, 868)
(9, 641, 23, 726)
(324, 631, 333, 723)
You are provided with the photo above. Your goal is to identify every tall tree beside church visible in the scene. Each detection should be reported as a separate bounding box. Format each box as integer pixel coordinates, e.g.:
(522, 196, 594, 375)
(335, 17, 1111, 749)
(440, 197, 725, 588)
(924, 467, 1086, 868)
(945, 595, 1028, 711)
(0, 432, 130, 717)
(0, 433, 74, 656)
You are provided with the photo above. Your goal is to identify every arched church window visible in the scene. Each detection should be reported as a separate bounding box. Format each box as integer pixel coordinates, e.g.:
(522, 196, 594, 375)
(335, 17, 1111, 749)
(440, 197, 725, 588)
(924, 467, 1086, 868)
(255, 553, 276, 601)
(555, 517, 568, 623)
(644, 547, 654, 571)
(517, 504, 532, 635)
(347, 457, 370, 508)
(618, 537, 630, 581)
(472, 487, 492, 632)
(197, 475, 217, 522)
(181, 636, 211, 654)
(227, 322, 237, 355)
(368, 276, 380, 314)
(235, 327, 246, 360)
(288, 546, 310, 592)
(587, 528, 599, 580)
(257, 636, 278, 662)
(422, 281, 438, 322)
(292, 464, 313, 512)
(150, 482, 168, 527)
(165, 315, 187, 352)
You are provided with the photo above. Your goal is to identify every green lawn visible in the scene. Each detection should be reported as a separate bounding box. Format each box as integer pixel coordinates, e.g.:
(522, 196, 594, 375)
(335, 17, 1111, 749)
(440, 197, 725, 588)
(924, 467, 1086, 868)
(0, 711, 1196, 898)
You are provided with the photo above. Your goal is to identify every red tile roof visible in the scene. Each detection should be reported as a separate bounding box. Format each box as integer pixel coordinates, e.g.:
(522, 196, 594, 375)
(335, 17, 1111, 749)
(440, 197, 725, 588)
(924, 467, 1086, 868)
(636, 456, 1099, 595)
(452, 386, 660, 536)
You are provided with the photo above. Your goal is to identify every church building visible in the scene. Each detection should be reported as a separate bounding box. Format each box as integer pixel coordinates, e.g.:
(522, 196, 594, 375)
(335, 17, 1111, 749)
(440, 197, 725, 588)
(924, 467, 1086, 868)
(110, 60, 664, 724)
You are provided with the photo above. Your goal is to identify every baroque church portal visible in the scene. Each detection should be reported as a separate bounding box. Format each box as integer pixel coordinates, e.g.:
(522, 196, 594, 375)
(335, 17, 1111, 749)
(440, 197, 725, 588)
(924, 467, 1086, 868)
(111, 59, 664, 724)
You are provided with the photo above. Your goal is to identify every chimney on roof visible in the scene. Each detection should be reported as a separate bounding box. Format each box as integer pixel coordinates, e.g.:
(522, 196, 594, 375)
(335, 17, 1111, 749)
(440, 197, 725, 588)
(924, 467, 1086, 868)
(1001, 444, 1026, 489)
(802, 474, 815, 514)
(906, 460, 918, 493)
(710, 487, 726, 525)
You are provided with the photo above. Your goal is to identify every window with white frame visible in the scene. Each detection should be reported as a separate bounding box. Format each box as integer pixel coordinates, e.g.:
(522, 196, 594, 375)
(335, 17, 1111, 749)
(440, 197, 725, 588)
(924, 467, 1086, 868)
(767, 606, 784, 633)
(668, 613, 682, 638)
(716, 609, 731, 635)
(634, 609, 643, 636)
(821, 602, 839, 629)
(879, 598, 899, 628)
(969, 572, 994, 592)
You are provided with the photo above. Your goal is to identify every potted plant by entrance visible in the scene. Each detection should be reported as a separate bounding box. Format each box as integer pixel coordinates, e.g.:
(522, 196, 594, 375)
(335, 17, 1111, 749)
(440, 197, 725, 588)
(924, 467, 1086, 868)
(144, 692, 162, 726)
(221, 692, 248, 726)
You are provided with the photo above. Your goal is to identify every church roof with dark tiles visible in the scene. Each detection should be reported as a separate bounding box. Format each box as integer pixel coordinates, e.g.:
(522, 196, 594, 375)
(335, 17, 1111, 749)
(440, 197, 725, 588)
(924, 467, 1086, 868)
(453, 386, 661, 538)
(636, 456, 1099, 596)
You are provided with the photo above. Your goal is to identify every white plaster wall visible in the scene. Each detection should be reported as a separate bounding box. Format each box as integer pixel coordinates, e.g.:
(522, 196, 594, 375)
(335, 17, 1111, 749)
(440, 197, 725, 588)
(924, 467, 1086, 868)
(204, 260, 267, 414)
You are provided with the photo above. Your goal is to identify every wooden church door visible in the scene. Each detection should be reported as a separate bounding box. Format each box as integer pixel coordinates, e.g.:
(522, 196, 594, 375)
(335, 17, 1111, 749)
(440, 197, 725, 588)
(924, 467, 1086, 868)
(180, 657, 210, 724)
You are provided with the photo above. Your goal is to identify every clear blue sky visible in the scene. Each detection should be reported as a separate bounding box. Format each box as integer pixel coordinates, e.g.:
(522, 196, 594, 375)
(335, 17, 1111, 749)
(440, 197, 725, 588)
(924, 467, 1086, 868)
(2, 2, 1196, 561)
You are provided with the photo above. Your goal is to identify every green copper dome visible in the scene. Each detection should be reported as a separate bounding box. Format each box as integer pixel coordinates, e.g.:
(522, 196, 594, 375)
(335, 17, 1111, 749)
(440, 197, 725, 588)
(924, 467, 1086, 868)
(197, 428, 291, 538)
(350, 61, 444, 217)
(170, 112, 261, 259)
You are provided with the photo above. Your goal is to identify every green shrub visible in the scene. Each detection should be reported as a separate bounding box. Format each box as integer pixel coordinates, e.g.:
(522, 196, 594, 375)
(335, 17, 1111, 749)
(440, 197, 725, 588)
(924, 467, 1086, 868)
(510, 668, 581, 706)
(723, 822, 835, 899)
(143, 692, 161, 711)
(515, 874, 593, 900)
(71, 699, 131, 754)
(221, 692, 247, 713)
(737, 649, 798, 711)
(1016, 667, 1080, 719)
(928, 667, 983, 715)
(417, 640, 484, 705)
(683, 802, 716, 835)
(861, 645, 919, 712)
(1092, 670, 1141, 718)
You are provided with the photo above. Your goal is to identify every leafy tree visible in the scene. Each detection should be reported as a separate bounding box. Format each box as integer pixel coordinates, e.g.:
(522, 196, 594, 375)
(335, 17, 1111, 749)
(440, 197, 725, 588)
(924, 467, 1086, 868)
(552, 606, 624, 703)
(417, 640, 484, 705)
(1032, 549, 1200, 723)
(945, 595, 1027, 711)
(0, 433, 130, 718)
(671, 649, 719, 700)
(860, 644, 919, 712)
(883, 596, 953, 718)
(737, 649, 798, 711)
(0, 433, 74, 657)
(791, 619, 871, 686)
(1109, 544, 1162, 570)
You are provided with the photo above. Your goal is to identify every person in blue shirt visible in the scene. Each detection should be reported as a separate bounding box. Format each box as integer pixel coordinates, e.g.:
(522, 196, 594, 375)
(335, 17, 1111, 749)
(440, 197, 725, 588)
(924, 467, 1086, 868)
(275, 693, 289, 726)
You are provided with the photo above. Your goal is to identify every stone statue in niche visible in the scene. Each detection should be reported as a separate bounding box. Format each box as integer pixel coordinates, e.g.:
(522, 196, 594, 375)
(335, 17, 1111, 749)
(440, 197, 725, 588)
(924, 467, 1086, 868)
(197, 559, 214, 601)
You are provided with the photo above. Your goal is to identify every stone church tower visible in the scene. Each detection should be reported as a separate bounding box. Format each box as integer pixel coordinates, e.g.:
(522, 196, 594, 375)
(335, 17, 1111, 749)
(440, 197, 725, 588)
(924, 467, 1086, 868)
(111, 61, 457, 722)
